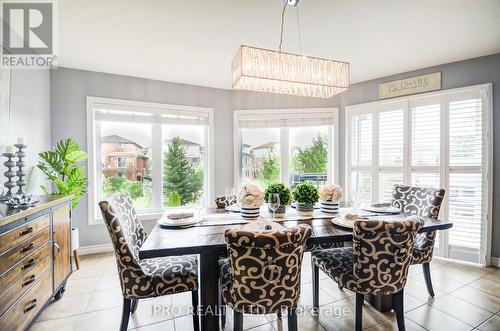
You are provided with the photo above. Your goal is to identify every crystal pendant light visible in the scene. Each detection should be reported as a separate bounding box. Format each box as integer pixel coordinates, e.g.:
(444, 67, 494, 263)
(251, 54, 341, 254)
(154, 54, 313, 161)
(231, 1, 349, 98)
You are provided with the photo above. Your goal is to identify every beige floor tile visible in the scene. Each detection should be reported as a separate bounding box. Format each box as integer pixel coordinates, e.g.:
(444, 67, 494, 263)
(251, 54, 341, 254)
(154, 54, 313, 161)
(129, 319, 175, 330)
(298, 282, 338, 309)
(429, 294, 494, 327)
(403, 293, 425, 312)
(30, 315, 81, 331)
(469, 277, 500, 297)
(64, 275, 100, 296)
(128, 296, 175, 328)
(432, 263, 489, 283)
(71, 262, 106, 280)
(76, 306, 122, 331)
(315, 297, 391, 331)
(482, 270, 500, 282)
(364, 318, 427, 331)
(404, 277, 445, 302)
(451, 285, 500, 313)
(477, 314, 500, 331)
(407, 265, 423, 277)
(95, 272, 121, 291)
(37, 293, 92, 321)
(413, 272, 466, 293)
(85, 287, 124, 312)
(405, 304, 471, 331)
(269, 310, 326, 331)
(223, 308, 273, 330)
(318, 277, 354, 301)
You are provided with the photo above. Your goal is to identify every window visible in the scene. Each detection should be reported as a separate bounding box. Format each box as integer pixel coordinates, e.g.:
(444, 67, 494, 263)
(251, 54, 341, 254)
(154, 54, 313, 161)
(234, 108, 338, 191)
(346, 84, 492, 265)
(87, 97, 214, 223)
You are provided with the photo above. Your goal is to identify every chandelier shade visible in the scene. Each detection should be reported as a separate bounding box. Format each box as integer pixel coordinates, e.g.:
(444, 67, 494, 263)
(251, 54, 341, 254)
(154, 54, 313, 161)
(232, 45, 350, 98)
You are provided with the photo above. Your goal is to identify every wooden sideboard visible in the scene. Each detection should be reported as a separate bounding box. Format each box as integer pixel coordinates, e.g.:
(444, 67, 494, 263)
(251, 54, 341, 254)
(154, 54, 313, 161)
(0, 195, 73, 331)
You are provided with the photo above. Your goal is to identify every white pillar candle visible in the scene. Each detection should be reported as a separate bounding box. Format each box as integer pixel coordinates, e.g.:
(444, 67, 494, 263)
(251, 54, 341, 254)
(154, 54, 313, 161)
(16, 137, 25, 145)
(5, 145, 15, 154)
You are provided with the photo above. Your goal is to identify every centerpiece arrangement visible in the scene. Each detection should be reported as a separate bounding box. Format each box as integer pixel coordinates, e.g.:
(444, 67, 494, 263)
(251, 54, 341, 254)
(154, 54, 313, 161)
(319, 184, 342, 214)
(237, 184, 264, 220)
(263, 183, 292, 218)
(292, 182, 319, 217)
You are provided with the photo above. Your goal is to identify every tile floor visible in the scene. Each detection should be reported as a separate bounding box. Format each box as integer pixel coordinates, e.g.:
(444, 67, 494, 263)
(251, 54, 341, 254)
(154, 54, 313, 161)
(31, 252, 500, 331)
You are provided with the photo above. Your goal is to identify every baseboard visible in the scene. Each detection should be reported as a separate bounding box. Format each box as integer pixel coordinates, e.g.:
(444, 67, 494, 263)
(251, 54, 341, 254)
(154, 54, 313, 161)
(491, 257, 500, 267)
(78, 243, 113, 255)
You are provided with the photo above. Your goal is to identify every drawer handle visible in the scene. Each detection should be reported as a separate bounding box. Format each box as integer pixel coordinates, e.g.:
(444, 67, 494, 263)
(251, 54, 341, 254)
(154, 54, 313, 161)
(20, 227, 34, 237)
(54, 242, 61, 257)
(20, 242, 34, 253)
(22, 258, 36, 270)
(22, 275, 36, 287)
(24, 299, 37, 313)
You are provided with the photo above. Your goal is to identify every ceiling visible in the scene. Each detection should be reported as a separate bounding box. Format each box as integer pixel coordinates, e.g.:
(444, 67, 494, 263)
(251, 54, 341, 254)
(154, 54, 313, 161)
(58, 0, 500, 90)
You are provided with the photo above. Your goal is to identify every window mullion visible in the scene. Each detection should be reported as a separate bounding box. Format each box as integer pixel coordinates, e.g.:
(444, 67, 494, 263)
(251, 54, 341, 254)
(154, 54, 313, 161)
(151, 122, 163, 211)
(372, 106, 379, 203)
(280, 128, 289, 185)
(404, 101, 411, 185)
(439, 94, 450, 258)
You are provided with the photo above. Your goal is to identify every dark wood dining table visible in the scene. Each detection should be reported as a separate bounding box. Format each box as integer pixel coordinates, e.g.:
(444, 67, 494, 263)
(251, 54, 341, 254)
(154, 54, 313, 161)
(139, 209, 452, 331)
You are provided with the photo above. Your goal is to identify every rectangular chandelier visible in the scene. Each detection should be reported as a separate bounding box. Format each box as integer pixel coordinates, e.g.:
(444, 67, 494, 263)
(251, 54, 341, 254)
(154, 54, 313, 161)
(232, 45, 349, 98)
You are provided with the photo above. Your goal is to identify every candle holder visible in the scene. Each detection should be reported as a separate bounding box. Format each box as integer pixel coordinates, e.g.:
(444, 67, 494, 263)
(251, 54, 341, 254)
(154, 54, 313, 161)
(1, 152, 17, 201)
(15, 144, 27, 195)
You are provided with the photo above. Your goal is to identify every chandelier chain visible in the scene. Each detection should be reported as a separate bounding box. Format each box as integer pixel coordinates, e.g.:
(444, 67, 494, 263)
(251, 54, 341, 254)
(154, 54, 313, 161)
(278, 2, 287, 52)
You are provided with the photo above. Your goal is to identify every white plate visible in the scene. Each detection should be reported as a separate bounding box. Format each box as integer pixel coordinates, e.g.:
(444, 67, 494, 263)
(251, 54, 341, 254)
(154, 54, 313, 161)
(158, 217, 200, 227)
(361, 205, 401, 214)
(225, 204, 241, 213)
(331, 217, 356, 229)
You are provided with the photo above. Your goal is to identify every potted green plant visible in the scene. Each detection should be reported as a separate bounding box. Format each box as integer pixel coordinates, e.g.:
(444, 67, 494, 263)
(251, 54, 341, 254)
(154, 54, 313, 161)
(292, 182, 319, 217)
(264, 183, 292, 218)
(37, 138, 88, 208)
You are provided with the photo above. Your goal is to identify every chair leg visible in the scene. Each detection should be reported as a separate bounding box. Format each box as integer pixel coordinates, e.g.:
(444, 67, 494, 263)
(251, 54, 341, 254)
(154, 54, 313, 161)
(233, 310, 243, 331)
(191, 290, 200, 331)
(287, 307, 298, 331)
(218, 282, 226, 329)
(130, 299, 138, 314)
(355, 293, 364, 331)
(312, 262, 320, 311)
(422, 262, 435, 297)
(120, 298, 131, 331)
(393, 289, 406, 331)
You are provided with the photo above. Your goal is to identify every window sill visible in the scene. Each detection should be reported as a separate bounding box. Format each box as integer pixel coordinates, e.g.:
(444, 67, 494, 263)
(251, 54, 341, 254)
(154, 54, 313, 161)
(90, 211, 163, 225)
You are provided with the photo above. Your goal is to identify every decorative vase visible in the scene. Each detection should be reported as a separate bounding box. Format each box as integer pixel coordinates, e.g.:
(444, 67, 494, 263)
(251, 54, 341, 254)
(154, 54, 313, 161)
(268, 206, 286, 218)
(241, 205, 260, 220)
(296, 203, 314, 217)
(320, 200, 339, 214)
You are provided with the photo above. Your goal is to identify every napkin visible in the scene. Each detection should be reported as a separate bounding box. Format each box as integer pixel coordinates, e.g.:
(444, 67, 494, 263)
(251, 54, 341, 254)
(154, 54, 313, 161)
(166, 212, 194, 220)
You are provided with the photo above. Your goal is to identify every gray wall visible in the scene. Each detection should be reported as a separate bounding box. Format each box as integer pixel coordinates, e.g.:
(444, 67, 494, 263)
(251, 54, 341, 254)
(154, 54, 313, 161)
(50, 68, 335, 247)
(2, 69, 51, 194)
(335, 53, 500, 258)
(51, 53, 499, 258)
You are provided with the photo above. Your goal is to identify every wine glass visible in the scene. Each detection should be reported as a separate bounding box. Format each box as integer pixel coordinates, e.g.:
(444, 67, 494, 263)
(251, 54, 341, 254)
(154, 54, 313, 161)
(268, 193, 280, 220)
(224, 187, 235, 207)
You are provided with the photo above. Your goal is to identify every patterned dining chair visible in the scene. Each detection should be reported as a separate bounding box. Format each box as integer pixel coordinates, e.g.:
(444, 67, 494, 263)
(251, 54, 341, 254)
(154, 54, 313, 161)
(219, 224, 312, 331)
(99, 193, 199, 331)
(312, 217, 424, 331)
(391, 184, 445, 297)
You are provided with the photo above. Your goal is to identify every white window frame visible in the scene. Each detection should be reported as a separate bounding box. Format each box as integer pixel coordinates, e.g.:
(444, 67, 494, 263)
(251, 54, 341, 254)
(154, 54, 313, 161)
(233, 108, 340, 190)
(345, 83, 493, 266)
(87, 96, 215, 225)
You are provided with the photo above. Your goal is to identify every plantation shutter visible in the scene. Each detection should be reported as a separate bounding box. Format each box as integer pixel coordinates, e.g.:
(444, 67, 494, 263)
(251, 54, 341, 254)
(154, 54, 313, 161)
(447, 89, 487, 263)
(238, 110, 336, 128)
(349, 110, 373, 202)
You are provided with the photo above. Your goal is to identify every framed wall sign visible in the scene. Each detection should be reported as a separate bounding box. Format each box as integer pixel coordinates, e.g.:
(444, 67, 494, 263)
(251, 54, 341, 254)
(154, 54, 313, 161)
(379, 72, 441, 99)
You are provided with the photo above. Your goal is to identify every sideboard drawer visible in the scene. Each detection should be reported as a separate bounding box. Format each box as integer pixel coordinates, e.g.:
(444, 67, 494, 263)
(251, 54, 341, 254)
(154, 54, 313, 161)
(0, 214, 50, 255)
(0, 243, 51, 292)
(0, 255, 51, 317)
(0, 227, 50, 273)
(0, 268, 52, 331)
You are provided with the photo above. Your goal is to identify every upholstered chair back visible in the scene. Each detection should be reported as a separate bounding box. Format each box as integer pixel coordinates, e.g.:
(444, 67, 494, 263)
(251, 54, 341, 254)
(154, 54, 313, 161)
(99, 193, 149, 298)
(351, 217, 424, 295)
(224, 224, 312, 314)
(391, 184, 445, 220)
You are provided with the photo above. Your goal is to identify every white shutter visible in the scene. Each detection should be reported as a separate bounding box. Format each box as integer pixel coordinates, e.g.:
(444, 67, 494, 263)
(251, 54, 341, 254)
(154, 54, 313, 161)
(379, 109, 404, 166)
(351, 113, 372, 167)
(238, 110, 336, 128)
(410, 98, 441, 167)
(447, 91, 485, 258)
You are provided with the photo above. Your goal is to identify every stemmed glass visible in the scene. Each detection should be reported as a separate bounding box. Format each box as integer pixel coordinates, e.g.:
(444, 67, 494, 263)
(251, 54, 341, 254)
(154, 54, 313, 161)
(225, 187, 235, 207)
(268, 193, 280, 220)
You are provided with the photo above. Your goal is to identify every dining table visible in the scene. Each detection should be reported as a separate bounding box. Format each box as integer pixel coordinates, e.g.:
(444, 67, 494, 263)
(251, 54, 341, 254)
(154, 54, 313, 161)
(139, 207, 453, 331)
